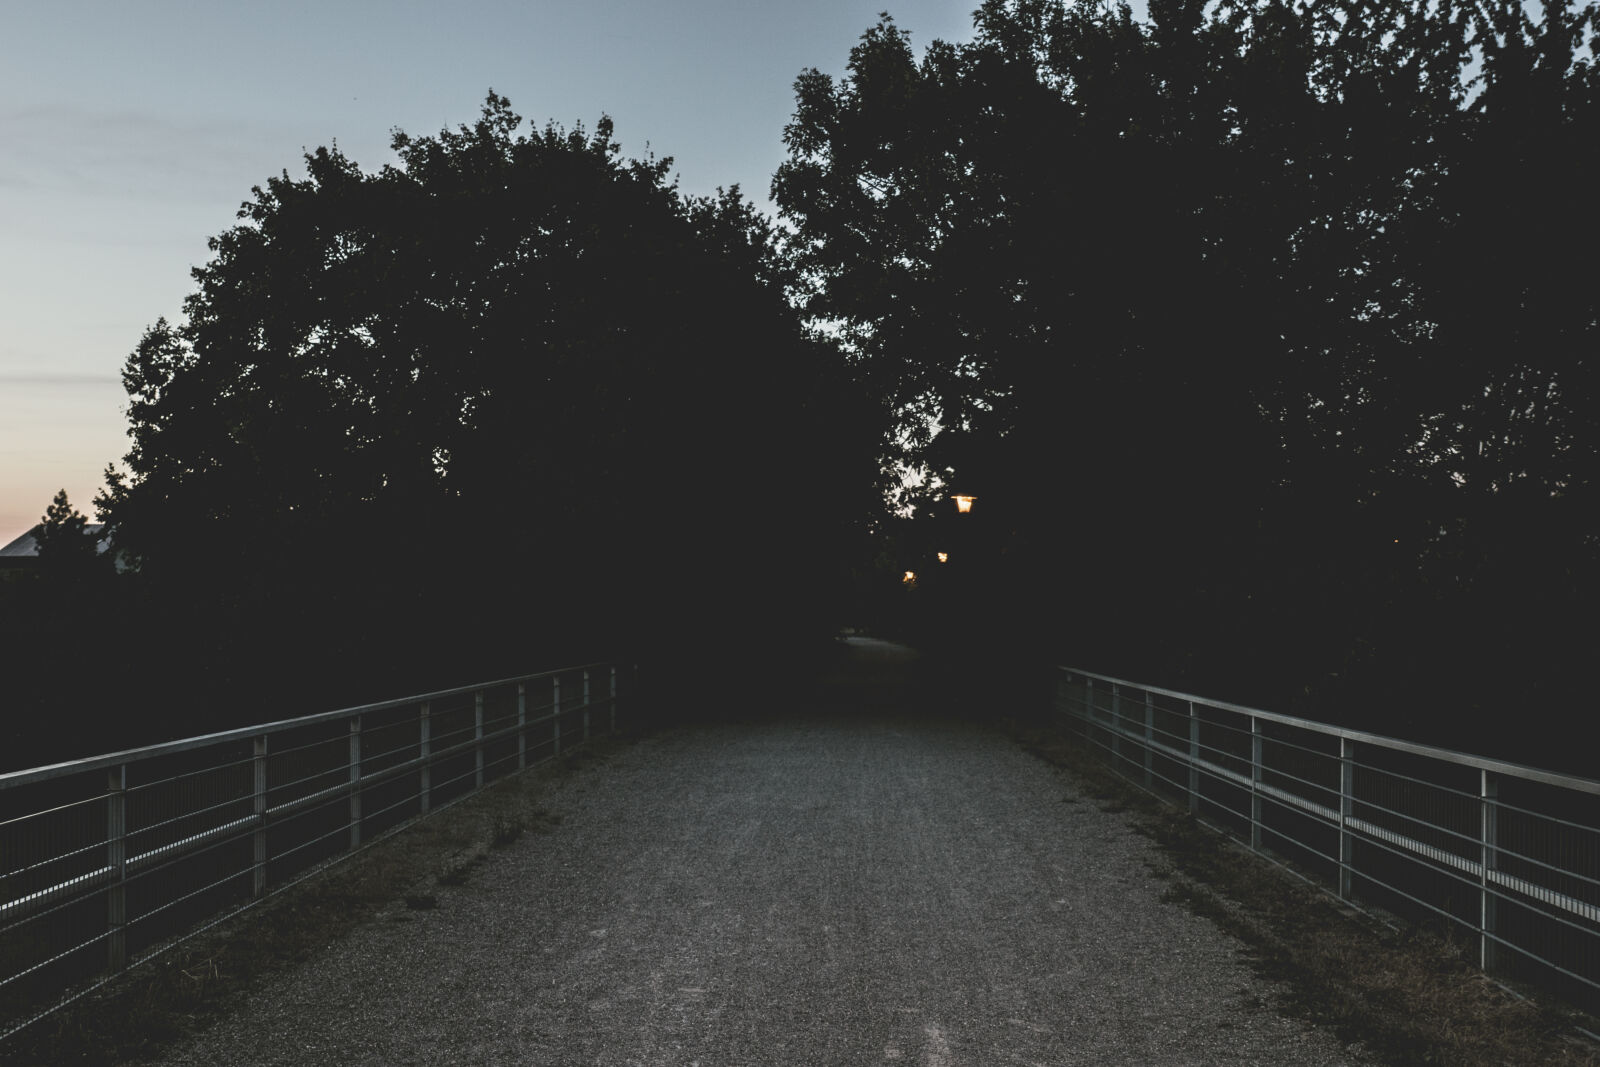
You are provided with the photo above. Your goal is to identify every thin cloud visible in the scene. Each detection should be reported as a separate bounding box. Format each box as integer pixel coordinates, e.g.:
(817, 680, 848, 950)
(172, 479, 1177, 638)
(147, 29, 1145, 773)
(0, 103, 305, 201)
(0, 372, 122, 387)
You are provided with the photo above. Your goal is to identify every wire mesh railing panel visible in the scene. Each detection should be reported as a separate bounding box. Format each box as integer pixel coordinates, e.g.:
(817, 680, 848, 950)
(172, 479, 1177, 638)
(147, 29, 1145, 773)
(1197, 705, 1254, 781)
(1352, 748, 1481, 865)
(1, 771, 109, 922)
(1488, 778, 1600, 1008)
(1495, 880, 1600, 1009)
(1188, 704, 1251, 835)
(266, 791, 351, 884)
(361, 705, 424, 777)
(425, 693, 480, 808)
(480, 683, 521, 784)
(1348, 828, 1482, 930)
(0, 764, 118, 1028)
(1259, 796, 1342, 883)
(1258, 723, 1341, 811)
(1495, 779, 1600, 916)
(1143, 691, 1192, 805)
(360, 770, 422, 840)
(1079, 678, 1106, 746)
(0, 884, 107, 1027)
(123, 828, 255, 959)
(552, 667, 596, 754)
(124, 742, 255, 838)
(264, 722, 349, 819)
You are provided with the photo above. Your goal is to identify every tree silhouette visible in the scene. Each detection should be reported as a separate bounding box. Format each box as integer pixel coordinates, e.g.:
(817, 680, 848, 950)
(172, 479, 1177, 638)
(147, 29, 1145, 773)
(0, 491, 124, 767)
(33, 489, 102, 570)
(774, 0, 1600, 757)
(98, 92, 880, 725)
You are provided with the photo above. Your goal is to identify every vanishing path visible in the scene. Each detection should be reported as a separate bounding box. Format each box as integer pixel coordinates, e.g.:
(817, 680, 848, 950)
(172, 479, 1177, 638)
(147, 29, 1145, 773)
(154, 638, 1370, 1066)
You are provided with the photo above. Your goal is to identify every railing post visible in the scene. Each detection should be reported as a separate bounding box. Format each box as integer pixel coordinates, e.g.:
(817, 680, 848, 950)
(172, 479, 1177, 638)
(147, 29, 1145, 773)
(1143, 691, 1155, 789)
(1250, 716, 1263, 850)
(1110, 683, 1122, 765)
(553, 675, 562, 757)
(582, 669, 592, 743)
(1481, 769, 1500, 972)
(349, 716, 363, 850)
(474, 690, 485, 790)
(1339, 737, 1356, 900)
(106, 764, 127, 972)
(609, 666, 618, 732)
(252, 736, 268, 897)
(1187, 701, 1200, 815)
(419, 702, 432, 814)
(517, 683, 528, 771)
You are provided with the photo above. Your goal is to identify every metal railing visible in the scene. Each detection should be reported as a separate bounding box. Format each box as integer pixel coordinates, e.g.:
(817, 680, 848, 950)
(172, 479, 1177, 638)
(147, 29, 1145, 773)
(0, 662, 631, 1041)
(1055, 666, 1600, 1012)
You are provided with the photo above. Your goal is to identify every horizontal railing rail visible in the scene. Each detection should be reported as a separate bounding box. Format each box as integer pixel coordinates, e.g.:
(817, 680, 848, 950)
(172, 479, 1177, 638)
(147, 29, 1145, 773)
(1, 661, 634, 1042)
(1055, 665, 1600, 1013)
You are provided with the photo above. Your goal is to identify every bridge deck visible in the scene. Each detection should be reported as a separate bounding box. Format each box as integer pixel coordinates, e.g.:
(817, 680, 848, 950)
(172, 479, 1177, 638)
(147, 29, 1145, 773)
(150, 638, 1369, 1066)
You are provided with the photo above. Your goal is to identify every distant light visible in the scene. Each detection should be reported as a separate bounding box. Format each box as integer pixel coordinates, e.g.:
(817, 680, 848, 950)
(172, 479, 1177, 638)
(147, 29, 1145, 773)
(937, 552, 949, 563)
(953, 495, 976, 513)
(903, 570, 917, 584)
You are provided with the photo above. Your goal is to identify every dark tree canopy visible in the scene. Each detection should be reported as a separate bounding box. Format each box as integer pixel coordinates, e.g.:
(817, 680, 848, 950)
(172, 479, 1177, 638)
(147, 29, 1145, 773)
(774, 0, 1600, 757)
(94, 93, 880, 723)
(33, 489, 101, 570)
(777, 0, 1597, 500)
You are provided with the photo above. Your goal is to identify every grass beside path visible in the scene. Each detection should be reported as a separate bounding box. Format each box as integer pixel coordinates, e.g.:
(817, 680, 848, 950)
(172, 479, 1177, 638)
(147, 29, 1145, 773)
(1008, 715, 1600, 1067)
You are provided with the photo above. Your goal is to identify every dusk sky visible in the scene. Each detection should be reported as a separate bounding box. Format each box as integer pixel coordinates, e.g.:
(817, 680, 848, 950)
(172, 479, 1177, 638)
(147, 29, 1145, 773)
(0, 0, 991, 546)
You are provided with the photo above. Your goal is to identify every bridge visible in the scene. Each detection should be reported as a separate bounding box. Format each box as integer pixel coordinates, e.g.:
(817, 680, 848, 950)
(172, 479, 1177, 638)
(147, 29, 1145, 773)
(3, 637, 1598, 1063)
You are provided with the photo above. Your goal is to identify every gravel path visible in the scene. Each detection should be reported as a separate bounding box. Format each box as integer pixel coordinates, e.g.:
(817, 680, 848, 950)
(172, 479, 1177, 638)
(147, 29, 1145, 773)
(150, 638, 1370, 1066)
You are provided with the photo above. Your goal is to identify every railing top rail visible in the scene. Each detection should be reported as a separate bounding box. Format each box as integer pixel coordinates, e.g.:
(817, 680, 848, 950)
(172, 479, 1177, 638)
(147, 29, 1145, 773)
(0, 662, 615, 791)
(1057, 664, 1600, 796)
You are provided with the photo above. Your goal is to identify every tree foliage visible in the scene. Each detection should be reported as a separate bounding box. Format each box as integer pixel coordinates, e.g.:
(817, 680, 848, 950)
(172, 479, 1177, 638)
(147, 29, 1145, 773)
(774, 1, 1600, 755)
(33, 489, 102, 570)
(92, 93, 879, 727)
(0, 491, 122, 767)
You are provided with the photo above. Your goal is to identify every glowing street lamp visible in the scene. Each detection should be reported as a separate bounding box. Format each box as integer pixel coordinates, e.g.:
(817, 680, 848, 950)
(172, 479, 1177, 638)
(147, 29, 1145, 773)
(952, 494, 976, 514)
(937, 552, 949, 563)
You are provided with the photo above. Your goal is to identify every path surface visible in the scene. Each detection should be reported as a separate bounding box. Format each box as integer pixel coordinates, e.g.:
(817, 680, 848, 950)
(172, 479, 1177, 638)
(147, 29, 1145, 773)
(152, 638, 1369, 1066)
